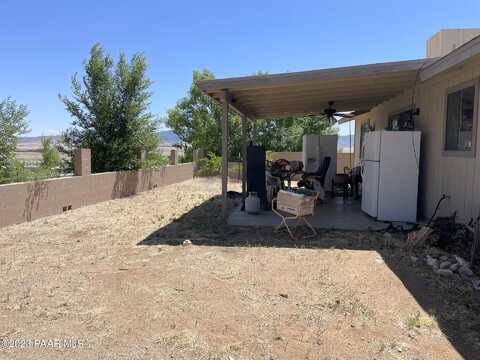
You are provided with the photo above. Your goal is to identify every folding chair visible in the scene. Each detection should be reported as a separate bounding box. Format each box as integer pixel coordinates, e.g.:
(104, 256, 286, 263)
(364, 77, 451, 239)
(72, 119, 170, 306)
(272, 190, 317, 240)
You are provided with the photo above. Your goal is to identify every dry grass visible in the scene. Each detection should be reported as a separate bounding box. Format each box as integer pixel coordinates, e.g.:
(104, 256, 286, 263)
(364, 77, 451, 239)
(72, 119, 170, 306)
(0, 178, 476, 359)
(406, 311, 438, 331)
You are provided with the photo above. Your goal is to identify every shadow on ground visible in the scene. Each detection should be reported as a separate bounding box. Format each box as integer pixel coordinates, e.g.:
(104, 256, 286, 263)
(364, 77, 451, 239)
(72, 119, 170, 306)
(138, 195, 480, 359)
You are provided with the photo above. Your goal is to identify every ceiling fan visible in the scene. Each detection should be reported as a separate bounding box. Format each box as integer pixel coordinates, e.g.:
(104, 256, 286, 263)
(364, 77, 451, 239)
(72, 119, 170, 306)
(320, 101, 355, 124)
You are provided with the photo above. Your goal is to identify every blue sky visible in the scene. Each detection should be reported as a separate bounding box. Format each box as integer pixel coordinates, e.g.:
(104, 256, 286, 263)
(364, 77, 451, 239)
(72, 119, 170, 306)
(1, 1, 479, 136)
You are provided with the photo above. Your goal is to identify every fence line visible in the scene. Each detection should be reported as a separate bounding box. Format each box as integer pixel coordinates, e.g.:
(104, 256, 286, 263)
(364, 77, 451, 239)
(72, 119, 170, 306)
(0, 163, 194, 228)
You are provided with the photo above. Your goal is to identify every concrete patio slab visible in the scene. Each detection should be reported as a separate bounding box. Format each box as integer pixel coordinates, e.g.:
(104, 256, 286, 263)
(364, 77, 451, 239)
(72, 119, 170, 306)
(228, 197, 390, 231)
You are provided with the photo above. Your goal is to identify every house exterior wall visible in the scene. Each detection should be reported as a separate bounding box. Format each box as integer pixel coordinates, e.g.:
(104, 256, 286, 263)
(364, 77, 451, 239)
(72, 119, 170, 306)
(354, 54, 480, 222)
(0, 163, 194, 228)
(427, 29, 480, 58)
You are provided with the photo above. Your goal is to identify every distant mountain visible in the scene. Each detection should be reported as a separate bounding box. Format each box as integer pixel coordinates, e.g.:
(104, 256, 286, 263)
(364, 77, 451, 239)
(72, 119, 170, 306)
(158, 130, 180, 145)
(17, 135, 62, 151)
(18, 131, 180, 149)
(18, 135, 61, 144)
(18, 131, 349, 150)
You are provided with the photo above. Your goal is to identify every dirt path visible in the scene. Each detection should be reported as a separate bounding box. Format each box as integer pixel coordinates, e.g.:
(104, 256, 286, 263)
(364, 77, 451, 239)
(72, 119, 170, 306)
(0, 178, 478, 359)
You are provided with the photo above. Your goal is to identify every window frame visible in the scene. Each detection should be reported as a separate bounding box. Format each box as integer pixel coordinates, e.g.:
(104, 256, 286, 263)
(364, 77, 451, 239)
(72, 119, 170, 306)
(388, 106, 412, 130)
(442, 79, 479, 158)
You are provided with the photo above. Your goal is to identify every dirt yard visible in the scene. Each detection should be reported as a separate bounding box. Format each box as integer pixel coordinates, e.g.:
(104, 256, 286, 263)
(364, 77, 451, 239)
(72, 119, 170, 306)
(1, 178, 479, 359)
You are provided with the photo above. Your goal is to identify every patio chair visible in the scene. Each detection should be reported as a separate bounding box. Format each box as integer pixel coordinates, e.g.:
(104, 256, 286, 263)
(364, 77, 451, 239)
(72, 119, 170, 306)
(298, 156, 331, 190)
(272, 190, 317, 240)
(332, 167, 352, 199)
(266, 171, 282, 208)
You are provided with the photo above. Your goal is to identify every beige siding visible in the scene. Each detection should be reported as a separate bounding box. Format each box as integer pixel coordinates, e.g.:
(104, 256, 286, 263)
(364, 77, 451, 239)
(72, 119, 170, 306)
(427, 29, 480, 58)
(354, 54, 480, 222)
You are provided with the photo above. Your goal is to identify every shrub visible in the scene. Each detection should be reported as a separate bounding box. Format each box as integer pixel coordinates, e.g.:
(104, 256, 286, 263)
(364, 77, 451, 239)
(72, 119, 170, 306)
(40, 137, 62, 176)
(140, 152, 169, 169)
(0, 160, 33, 184)
(179, 148, 193, 163)
(197, 152, 221, 176)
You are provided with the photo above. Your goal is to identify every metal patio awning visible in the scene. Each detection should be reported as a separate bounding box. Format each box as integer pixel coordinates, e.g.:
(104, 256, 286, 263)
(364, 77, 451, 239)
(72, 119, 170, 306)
(198, 58, 437, 120)
(198, 57, 438, 217)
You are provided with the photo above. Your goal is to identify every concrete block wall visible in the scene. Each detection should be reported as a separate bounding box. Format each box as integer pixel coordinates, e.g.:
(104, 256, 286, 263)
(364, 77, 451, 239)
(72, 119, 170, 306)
(336, 153, 355, 173)
(0, 163, 194, 228)
(270, 152, 303, 162)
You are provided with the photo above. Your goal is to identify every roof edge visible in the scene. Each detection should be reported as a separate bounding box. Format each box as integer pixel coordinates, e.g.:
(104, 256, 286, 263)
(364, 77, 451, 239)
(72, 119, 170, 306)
(420, 33, 480, 81)
(199, 58, 436, 93)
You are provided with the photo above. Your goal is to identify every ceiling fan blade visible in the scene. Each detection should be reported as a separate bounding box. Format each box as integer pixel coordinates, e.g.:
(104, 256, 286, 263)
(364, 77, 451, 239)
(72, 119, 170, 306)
(334, 113, 355, 119)
(334, 115, 356, 124)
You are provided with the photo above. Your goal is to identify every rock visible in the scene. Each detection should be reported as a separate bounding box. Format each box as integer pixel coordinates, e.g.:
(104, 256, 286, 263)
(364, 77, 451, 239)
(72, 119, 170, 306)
(427, 247, 442, 256)
(449, 263, 460, 271)
(426, 255, 438, 269)
(472, 279, 480, 291)
(459, 266, 474, 277)
(182, 239, 192, 246)
(439, 261, 451, 269)
(455, 255, 469, 267)
(436, 269, 453, 276)
(410, 256, 418, 263)
(440, 255, 449, 261)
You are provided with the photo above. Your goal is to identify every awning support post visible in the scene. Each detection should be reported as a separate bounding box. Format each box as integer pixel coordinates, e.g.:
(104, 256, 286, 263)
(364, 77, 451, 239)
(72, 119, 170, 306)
(241, 114, 247, 202)
(221, 90, 229, 218)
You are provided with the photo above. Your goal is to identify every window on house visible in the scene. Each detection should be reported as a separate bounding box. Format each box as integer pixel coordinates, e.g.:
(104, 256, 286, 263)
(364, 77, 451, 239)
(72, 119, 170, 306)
(445, 85, 476, 152)
(388, 109, 413, 131)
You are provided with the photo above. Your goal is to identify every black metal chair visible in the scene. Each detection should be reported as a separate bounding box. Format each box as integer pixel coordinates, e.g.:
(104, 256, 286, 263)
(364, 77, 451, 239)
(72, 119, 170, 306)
(332, 167, 352, 199)
(298, 156, 331, 190)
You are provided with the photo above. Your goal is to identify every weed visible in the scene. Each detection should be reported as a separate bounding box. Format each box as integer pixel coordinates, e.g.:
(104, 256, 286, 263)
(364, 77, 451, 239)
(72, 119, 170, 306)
(406, 311, 437, 330)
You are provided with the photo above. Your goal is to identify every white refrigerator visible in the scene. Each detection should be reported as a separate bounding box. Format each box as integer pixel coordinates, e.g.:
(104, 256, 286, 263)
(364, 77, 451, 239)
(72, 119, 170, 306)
(361, 130, 421, 223)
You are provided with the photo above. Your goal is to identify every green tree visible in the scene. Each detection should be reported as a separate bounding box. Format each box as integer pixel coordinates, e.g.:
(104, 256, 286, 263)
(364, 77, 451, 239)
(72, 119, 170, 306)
(60, 44, 160, 173)
(40, 137, 62, 173)
(0, 97, 30, 183)
(166, 69, 242, 161)
(252, 116, 337, 152)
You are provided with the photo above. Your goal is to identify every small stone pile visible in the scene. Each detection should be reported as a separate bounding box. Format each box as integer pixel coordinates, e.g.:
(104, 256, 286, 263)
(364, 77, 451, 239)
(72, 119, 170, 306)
(424, 250, 480, 290)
